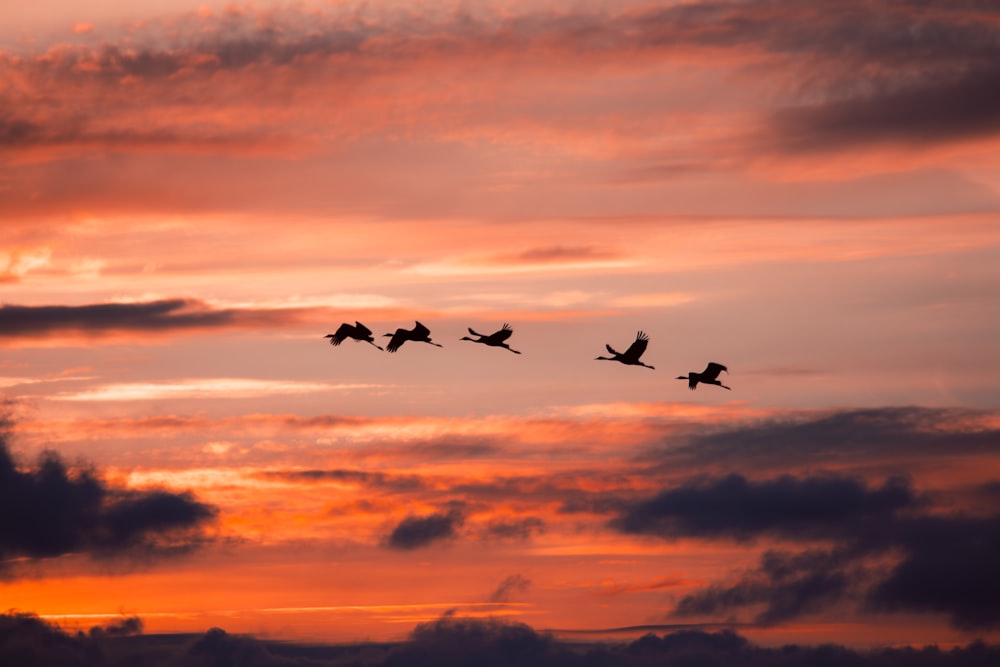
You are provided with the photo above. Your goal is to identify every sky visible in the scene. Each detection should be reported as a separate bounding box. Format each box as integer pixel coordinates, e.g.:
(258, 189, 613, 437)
(1, 0, 999, 656)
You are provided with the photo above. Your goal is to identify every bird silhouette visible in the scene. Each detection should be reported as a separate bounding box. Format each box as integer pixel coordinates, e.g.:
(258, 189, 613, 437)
(325, 321, 383, 350)
(383, 321, 443, 353)
(595, 331, 655, 369)
(461, 323, 522, 354)
(677, 362, 730, 390)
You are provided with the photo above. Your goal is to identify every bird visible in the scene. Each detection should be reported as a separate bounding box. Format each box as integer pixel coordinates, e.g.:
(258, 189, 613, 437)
(324, 321, 383, 350)
(677, 362, 730, 390)
(595, 331, 655, 369)
(383, 321, 443, 353)
(461, 323, 522, 354)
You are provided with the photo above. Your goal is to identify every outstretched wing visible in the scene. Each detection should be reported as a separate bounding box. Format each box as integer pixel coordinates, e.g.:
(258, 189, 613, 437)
(327, 322, 354, 345)
(413, 321, 431, 338)
(386, 329, 407, 353)
(354, 321, 373, 337)
(622, 331, 649, 362)
(489, 324, 513, 343)
(605, 344, 621, 356)
(701, 362, 727, 381)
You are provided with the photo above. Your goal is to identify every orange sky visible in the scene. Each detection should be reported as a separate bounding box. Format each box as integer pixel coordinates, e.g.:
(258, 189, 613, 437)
(2, 0, 999, 649)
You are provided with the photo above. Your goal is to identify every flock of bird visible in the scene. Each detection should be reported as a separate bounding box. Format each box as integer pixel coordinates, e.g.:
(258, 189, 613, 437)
(325, 321, 731, 391)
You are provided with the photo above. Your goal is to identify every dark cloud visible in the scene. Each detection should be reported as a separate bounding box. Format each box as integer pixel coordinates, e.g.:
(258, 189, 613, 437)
(489, 574, 532, 603)
(651, 407, 1000, 471)
(260, 469, 426, 494)
(481, 516, 546, 541)
(868, 515, 1000, 630)
(615, 466, 1000, 630)
(384, 616, 558, 667)
(401, 438, 502, 460)
(0, 612, 103, 667)
(615, 473, 914, 542)
(87, 616, 143, 639)
(670, 511, 1000, 630)
(0, 433, 216, 570)
(976, 482, 1000, 512)
(0, 113, 259, 152)
(773, 64, 1000, 151)
(675, 549, 857, 625)
(2, 613, 1000, 667)
(386, 507, 465, 550)
(0, 299, 308, 339)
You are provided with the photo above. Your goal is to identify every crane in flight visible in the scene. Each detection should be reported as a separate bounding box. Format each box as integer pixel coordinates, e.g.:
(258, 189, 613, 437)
(677, 362, 731, 390)
(324, 321, 383, 350)
(595, 331, 655, 369)
(383, 321, 443, 353)
(461, 323, 521, 354)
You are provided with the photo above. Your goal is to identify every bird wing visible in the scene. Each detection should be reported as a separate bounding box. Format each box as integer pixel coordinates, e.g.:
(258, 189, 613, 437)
(702, 362, 727, 380)
(622, 331, 649, 362)
(490, 326, 513, 343)
(605, 344, 620, 356)
(467, 327, 483, 338)
(328, 322, 354, 345)
(413, 321, 431, 338)
(354, 321, 373, 337)
(386, 330, 407, 353)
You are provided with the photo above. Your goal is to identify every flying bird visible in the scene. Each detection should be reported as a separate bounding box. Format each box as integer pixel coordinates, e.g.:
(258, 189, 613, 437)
(677, 362, 731, 390)
(461, 323, 521, 354)
(324, 321, 383, 350)
(595, 331, 655, 369)
(383, 321, 443, 353)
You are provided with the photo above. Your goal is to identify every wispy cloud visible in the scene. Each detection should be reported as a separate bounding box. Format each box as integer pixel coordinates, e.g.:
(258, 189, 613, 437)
(52, 378, 384, 401)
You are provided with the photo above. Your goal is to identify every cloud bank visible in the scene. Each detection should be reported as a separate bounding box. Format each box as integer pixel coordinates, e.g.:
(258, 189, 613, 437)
(2, 613, 998, 667)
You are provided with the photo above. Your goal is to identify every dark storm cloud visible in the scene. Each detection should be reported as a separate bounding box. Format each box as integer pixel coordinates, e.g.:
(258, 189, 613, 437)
(0, 299, 309, 339)
(650, 407, 1000, 471)
(0, 434, 216, 569)
(386, 507, 465, 550)
(3, 613, 1000, 667)
(615, 467, 1000, 629)
(615, 473, 914, 541)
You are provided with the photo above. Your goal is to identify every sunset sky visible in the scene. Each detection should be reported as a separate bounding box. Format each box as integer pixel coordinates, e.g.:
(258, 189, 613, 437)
(2, 0, 999, 652)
